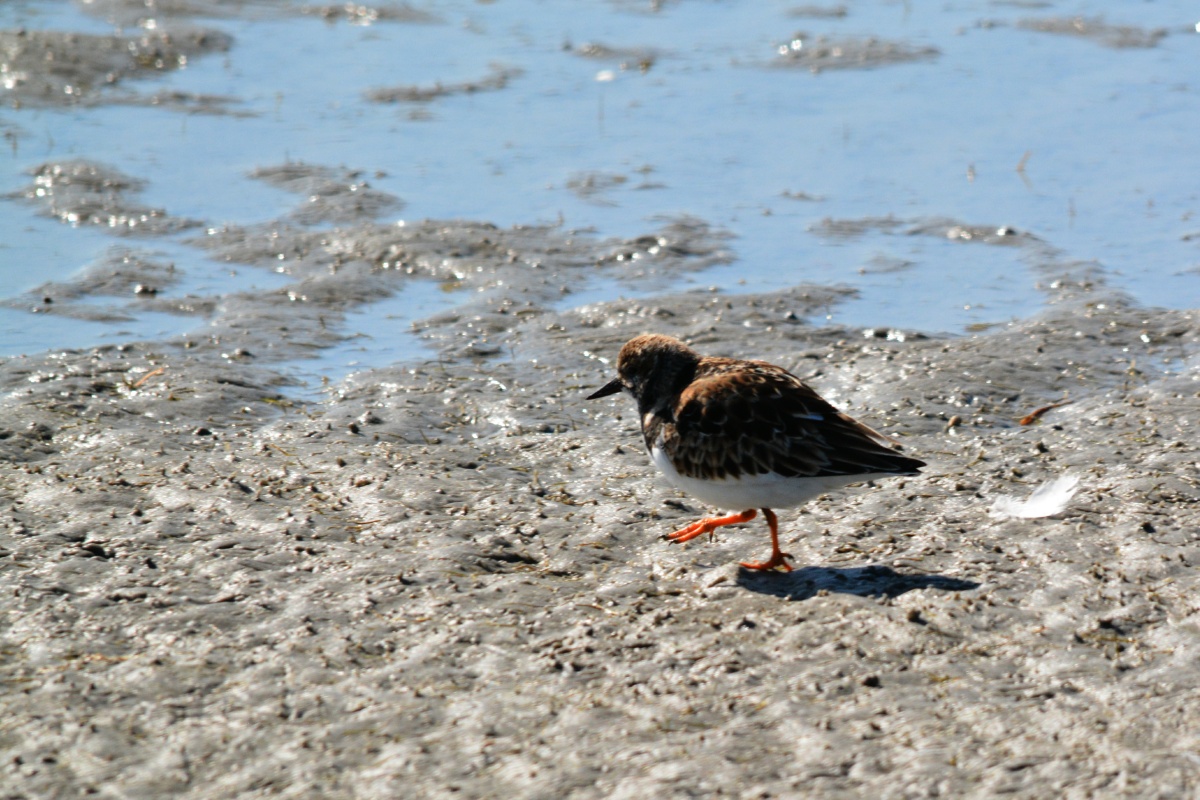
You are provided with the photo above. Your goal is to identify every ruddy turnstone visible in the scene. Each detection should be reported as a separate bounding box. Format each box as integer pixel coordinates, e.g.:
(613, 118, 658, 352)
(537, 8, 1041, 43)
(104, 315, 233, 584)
(588, 333, 924, 572)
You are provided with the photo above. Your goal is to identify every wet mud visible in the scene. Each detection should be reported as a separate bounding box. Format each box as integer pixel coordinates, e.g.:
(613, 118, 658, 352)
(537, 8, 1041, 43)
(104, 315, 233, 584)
(7, 160, 205, 235)
(0, 27, 233, 110)
(569, 42, 659, 74)
(0, 1, 441, 116)
(1, 167, 1199, 796)
(1015, 16, 1170, 49)
(0, 249, 184, 325)
(249, 163, 405, 225)
(365, 66, 524, 105)
(76, 0, 440, 28)
(4, 156, 733, 370)
(772, 33, 939, 72)
(786, 6, 850, 21)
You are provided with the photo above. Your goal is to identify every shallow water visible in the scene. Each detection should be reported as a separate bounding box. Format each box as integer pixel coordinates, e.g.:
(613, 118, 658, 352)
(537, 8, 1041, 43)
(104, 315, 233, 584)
(1, 0, 1198, 380)
(278, 277, 461, 395)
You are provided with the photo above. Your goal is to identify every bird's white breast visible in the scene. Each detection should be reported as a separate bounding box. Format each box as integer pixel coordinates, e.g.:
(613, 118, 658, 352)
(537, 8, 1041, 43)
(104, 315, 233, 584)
(650, 442, 884, 511)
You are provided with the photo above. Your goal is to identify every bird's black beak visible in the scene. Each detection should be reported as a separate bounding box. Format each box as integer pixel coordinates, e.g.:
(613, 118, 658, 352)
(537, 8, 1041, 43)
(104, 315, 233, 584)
(587, 378, 624, 400)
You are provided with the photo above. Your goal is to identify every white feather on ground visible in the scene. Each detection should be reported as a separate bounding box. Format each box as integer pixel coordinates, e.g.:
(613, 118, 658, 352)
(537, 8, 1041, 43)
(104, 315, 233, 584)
(989, 474, 1081, 520)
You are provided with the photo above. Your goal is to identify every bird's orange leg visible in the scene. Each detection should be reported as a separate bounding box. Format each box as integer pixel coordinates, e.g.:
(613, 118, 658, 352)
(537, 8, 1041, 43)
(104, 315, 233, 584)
(667, 509, 757, 545)
(739, 509, 794, 572)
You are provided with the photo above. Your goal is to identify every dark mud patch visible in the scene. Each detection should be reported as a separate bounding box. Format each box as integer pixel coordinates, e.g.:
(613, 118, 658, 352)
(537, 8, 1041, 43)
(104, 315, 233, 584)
(813, 215, 1033, 247)
(811, 214, 904, 239)
(780, 188, 825, 202)
(0, 248, 190, 325)
(857, 254, 914, 275)
(568, 41, 659, 73)
(773, 33, 938, 72)
(810, 213, 1117, 307)
(565, 167, 664, 205)
(3, 157, 733, 371)
(905, 218, 1033, 248)
(786, 5, 849, 20)
(251, 162, 404, 225)
(298, 2, 440, 25)
(79, 0, 441, 27)
(126, 88, 248, 115)
(7, 160, 204, 236)
(26, 248, 183, 301)
(1016, 16, 1169, 49)
(182, 210, 733, 363)
(565, 171, 629, 205)
(365, 65, 523, 104)
(0, 26, 233, 109)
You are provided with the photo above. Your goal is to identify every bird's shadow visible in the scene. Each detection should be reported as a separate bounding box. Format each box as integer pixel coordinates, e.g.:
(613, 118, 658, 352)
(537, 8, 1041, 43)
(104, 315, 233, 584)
(735, 563, 979, 601)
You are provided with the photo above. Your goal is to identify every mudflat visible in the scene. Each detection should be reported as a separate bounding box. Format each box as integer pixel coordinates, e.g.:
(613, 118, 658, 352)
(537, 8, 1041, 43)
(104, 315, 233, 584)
(1, 211, 1197, 796)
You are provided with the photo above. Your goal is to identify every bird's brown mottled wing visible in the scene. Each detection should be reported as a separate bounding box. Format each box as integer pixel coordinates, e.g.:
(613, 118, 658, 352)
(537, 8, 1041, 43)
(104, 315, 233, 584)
(659, 361, 925, 481)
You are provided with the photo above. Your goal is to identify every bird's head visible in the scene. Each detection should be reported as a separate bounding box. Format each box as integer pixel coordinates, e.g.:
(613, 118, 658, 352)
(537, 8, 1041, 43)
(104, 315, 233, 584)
(587, 334, 699, 412)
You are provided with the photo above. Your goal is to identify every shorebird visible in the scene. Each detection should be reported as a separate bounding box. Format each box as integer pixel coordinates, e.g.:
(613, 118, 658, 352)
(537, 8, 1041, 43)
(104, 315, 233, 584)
(588, 334, 924, 571)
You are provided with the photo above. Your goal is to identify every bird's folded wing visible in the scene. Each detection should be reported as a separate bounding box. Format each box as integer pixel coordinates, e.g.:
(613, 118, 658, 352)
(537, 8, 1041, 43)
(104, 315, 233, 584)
(664, 368, 923, 481)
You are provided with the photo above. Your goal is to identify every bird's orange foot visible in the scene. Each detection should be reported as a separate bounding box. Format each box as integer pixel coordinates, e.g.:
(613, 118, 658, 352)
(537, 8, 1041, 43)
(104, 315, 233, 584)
(739, 551, 795, 572)
(666, 519, 716, 545)
(666, 509, 757, 545)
